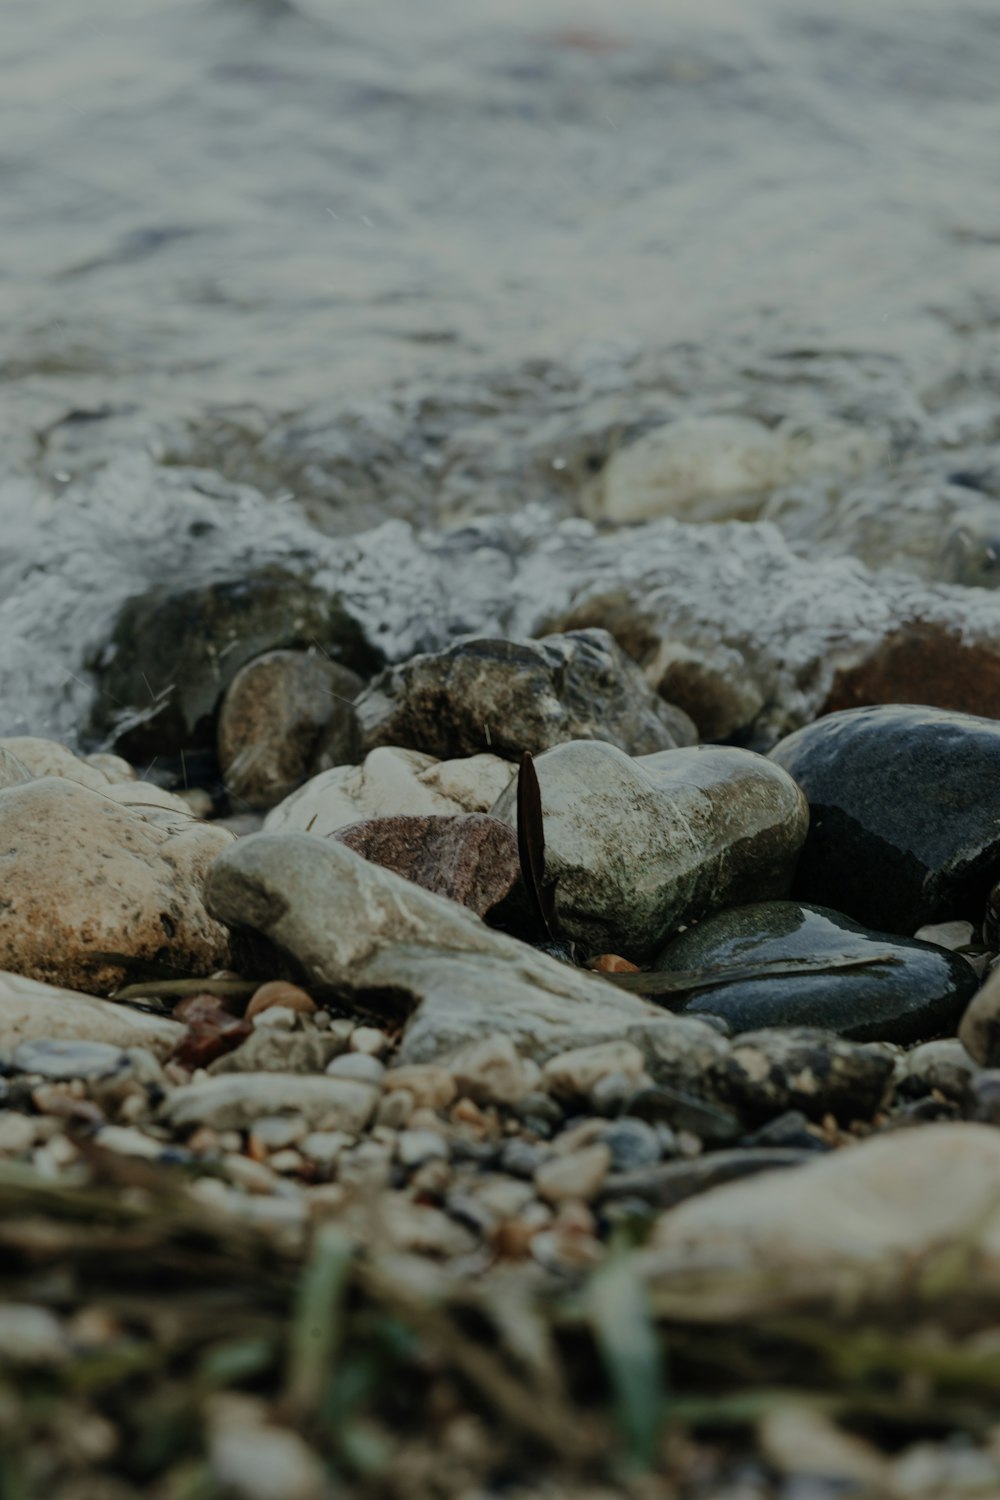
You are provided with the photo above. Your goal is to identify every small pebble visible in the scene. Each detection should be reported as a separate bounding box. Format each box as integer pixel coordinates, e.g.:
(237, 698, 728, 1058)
(325, 1052, 385, 1084)
(12, 1038, 127, 1081)
(375, 1087, 413, 1130)
(383, 1065, 456, 1110)
(600, 1118, 661, 1171)
(245, 981, 316, 1020)
(350, 1026, 391, 1057)
(300, 1130, 353, 1165)
(397, 1129, 449, 1168)
(534, 1143, 611, 1204)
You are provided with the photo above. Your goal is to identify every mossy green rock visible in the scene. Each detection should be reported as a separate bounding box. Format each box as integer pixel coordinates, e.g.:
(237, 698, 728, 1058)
(652, 901, 977, 1043)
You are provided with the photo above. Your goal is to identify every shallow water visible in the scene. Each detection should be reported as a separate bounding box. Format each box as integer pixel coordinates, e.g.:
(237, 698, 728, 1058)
(7, 0, 1000, 738)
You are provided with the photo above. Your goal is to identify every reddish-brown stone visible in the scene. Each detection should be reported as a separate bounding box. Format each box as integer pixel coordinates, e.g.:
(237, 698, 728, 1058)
(821, 621, 1000, 720)
(333, 813, 521, 918)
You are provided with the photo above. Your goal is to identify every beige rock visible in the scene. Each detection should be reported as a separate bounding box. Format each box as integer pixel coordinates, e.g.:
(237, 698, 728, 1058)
(162, 1074, 379, 1133)
(0, 737, 121, 791)
(246, 981, 317, 1020)
(264, 747, 515, 839)
(535, 1144, 612, 1204)
(447, 1036, 540, 1107)
(959, 971, 1000, 1066)
(383, 1064, 457, 1110)
(0, 776, 231, 992)
(543, 1041, 646, 1101)
(0, 970, 182, 1058)
(645, 1123, 1000, 1316)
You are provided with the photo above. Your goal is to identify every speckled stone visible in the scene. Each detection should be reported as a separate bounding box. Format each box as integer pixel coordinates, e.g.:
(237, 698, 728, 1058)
(334, 813, 520, 918)
(770, 705, 1000, 932)
(708, 1027, 894, 1122)
(652, 901, 977, 1044)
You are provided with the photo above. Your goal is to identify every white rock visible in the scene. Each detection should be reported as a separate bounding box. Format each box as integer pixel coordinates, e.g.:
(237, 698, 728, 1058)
(543, 1040, 646, 1101)
(162, 1074, 379, 1133)
(264, 746, 515, 838)
(535, 1144, 612, 1204)
(210, 1421, 329, 1500)
(397, 1128, 449, 1168)
(0, 1305, 68, 1366)
(0, 971, 182, 1058)
(447, 1035, 540, 1106)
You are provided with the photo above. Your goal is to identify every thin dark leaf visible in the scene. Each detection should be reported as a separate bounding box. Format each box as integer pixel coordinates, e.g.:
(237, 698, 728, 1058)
(516, 750, 557, 942)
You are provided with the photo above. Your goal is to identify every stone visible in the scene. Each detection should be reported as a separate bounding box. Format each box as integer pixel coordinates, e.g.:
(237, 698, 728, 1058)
(599, 1118, 661, 1172)
(10, 1038, 127, 1082)
(622, 1084, 742, 1144)
(0, 1305, 69, 1367)
(583, 414, 885, 526)
(0, 776, 231, 992)
(264, 747, 515, 839)
(653, 902, 978, 1044)
(770, 705, 1000, 932)
(208, 1029, 345, 1076)
(353, 629, 696, 762)
(0, 737, 131, 792)
(209, 1412, 329, 1500)
(445, 1035, 540, 1107)
(707, 1027, 894, 1123)
(959, 969, 1000, 1066)
(0, 971, 183, 1059)
(245, 981, 317, 1020)
(88, 566, 378, 761)
(397, 1129, 449, 1168)
(534, 1143, 611, 1204)
(383, 1065, 457, 1110)
(349, 1026, 390, 1056)
(334, 813, 521, 918)
(543, 1041, 646, 1101)
(644, 1124, 1000, 1318)
(205, 833, 704, 1066)
(325, 1052, 384, 1084)
(602, 1148, 811, 1210)
(217, 648, 364, 810)
(162, 1074, 379, 1133)
(893, 1038, 978, 1104)
(491, 740, 808, 961)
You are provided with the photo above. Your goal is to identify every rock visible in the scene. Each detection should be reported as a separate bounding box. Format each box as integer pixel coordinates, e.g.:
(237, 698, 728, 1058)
(0, 776, 231, 992)
(543, 1041, 647, 1102)
(0, 737, 130, 791)
(88, 566, 378, 761)
(707, 1027, 893, 1123)
(264, 747, 515, 839)
(353, 629, 695, 762)
(622, 1084, 742, 1144)
(491, 740, 808, 961)
(535, 1143, 611, 1204)
(209, 1411, 329, 1500)
(893, 1038, 978, 1103)
(653, 901, 977, 1044)
(397, 1129, 449, 1168)
(325, 1052, 384, 1084)
(208, 1027, 345, 1075)
(583, 414, 885, 526)
(599, 1119, 662, 1172)
(246, 981, 317, 1020)
(770, 705, 1000, 932)
(205, 832, 702, 1066)
(602, 1148, 812, 1211)
(10, 1038, 128, 1081)
(0, 971, 182, 1058)
(334, 814, 521, 918)
(643, 1124, 1000, 1317)
(161, 1074, 379, 1133)
(445, 1036, 540, 1106)
(382, 1065, 457, 1111)
(217, 649, 364, 810)
(959, 969, 1000, 1065)
(0, 1306, 69, 1368)
(627, 1016, 730, 1094)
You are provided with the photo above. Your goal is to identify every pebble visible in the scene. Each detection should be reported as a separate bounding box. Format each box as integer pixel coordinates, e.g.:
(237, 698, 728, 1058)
(217, 647, 364, 810)
(161, 1074, 379, 1133)
(397, 1128, 449, 1168)
(374, 1088, 413, 1129)
(209, 1413, 329, 1500)
(534, 1143, 611, 1204)
(894, 1038, 979, 1103)
(653, 901, 978, 1044)
(300, 1130, 353, 1165)
(325, 1052, 385, 1084)
(707, 1026, 894, 1123)
(599, 1118, 662, 1172)
(601, 1147, 812, 1211)
(446, 1036, 540, 1107)
(209, 1028, 344, 1075)
(491, 739, 807, 961)
(248, 1115, 307, 1152)
(10, 1038, 128, 1081)
(383, 1065, 457, 1110)
(349, 1026, 390, 1056)
(959, 968, 1000, 1066)
(624, 1084, 742, 1145)
(245, 981, 317, 1020)
(0, 1305, 69, 1367)
(542, 1041, 646, 1101)
(335, 813, 521, 919)
(352, 628, 695, 761)
(0, 1113, 41, 1154)
(770, 705, 1000, 932)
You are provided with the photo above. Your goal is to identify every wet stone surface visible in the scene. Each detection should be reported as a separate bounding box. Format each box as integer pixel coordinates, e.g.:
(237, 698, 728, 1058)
(333, 813, 521, 919)
(652, 901, 978, 1044)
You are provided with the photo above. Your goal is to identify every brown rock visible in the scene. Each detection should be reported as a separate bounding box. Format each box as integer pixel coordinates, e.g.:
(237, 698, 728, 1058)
(245, 980, 318, 1020)
(218, 649, 364, 811)
(333, 813, 520, 918)
(0, 776, 231, 993)
(590, 953, 640, 974)
(822, 620, 1000, 720)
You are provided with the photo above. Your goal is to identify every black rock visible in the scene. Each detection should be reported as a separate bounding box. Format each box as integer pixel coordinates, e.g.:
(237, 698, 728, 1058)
(623, 1084, 742, 1145)
(708, 1027, 893, 1123)
(741, 1110, 831, 1153)
(599, 1148, 812, 1211)
(352, 628, 696, 762)
(770, 704, 1000, 932)
(652, 901, 977, 1045)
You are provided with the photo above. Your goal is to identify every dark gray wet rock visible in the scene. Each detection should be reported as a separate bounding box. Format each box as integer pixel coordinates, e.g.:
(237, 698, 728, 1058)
(599, 1118, 662, 1173)
(599, 1148, 812, 1211)
(217, 649, 364, 810)
(741, 1110, 832, 1153)
(491, 739, 808, 962)
(894, 1038, 979, 1103)
(652, 901, 978, 1044)
(353, 628, 696, 762)
(707, 1027, 894, 1123)
(333, 813, 521, 919)
(770, 705, 1000, 933)
(623, 1084, 743, 1145)
(89, 566, 379, 761)
(10, 1038, 128, 1081)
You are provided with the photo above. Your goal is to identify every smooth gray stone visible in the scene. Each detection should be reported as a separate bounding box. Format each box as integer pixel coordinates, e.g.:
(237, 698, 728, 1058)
(11, 1038, 128, 1081)
(652, 901, 978, 1044)
(599, 1148, 812, 1210)
(491, 739, 808, 961)
(205, 832, 725, 1068)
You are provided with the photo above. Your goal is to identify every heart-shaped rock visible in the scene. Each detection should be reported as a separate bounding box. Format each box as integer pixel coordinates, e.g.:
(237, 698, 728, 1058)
(490, 741, 808, 961)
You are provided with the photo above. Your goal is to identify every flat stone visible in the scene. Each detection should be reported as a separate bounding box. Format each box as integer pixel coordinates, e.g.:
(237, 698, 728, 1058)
(217, 648, 364, 810)
(601, 1148, 812, 1211)
(353, 628, 695, 761)
(207, 1029, 345, 1075)
(325, 1051, 384, 1084)
(491, 740, 808, 961)
(0, 971, 182, 1059)
(264, 747, 515, 839)
(653, 901, 977, 1044)
(334, 813, 520, 918)
(11, 1038, 128, 1081)
(205, 833, 705, 1066)
(543, 1041, 646, 1101)
(643, 1124, 1000, 1317)
(0, 776, 231, 993)
(445, 1035, 539, 1106)
(161, 1074, 379, 1133)
(770, 705, 1000, 932)
(708, 1027, 894, 1122)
